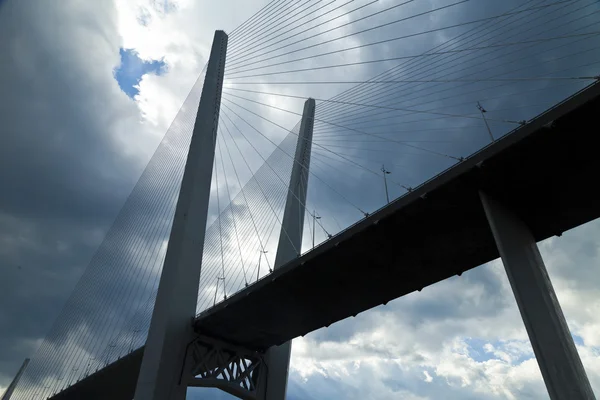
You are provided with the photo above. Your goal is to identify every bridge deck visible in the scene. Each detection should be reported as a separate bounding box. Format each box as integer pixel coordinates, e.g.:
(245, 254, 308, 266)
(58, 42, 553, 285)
(49, 81, 600, 399)
(195, 81, 600, 350)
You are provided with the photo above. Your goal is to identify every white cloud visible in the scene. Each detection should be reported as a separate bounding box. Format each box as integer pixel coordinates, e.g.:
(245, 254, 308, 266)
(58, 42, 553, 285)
(288, 220, 600, 399)
(423, 370, 433, 382)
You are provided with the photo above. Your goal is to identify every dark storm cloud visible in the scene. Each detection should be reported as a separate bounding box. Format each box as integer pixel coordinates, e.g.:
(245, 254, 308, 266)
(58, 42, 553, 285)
(0, 0, 148, 389)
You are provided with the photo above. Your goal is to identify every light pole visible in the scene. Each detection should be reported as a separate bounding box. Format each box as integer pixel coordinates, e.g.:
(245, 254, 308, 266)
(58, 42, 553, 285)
(128, 329, 141, 354)
(477, 101, 494, 142)
(381, 165, 391, 204)
(257, 249, 268, 281)
(213, 276, 225, 306)
(312, 210, 321, 249)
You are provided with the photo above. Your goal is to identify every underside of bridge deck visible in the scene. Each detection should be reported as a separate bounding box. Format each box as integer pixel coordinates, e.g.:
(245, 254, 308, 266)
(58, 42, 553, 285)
(194, 81, 600, 350)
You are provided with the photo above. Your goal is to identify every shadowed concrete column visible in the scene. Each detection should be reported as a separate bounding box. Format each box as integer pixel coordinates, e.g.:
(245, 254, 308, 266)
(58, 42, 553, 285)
(480, 192, 595, 400)
(258, 98, 316, 400)
(134, 30, 227, 400)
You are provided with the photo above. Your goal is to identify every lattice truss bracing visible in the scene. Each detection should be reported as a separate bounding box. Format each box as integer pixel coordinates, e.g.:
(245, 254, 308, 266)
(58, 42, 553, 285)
(186, 335, 265, 400)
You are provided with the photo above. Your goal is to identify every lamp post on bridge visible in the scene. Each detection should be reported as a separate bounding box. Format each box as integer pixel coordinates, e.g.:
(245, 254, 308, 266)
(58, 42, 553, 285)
(477, 101, 494, 142)
(312, 210, 320, 249)
(381, 164, 391, 204)
(257, 249, 268, 281)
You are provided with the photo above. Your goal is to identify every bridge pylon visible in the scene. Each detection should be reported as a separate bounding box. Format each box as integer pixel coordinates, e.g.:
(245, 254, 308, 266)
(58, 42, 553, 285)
(133, 30, 228, 400)
(258, 98, 316, 400)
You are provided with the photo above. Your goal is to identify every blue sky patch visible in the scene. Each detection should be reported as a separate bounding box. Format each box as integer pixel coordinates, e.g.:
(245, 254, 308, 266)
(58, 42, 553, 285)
(114, 48, 166, 98)
(465, 338, 497, 362)
(573, 334, 585, 346)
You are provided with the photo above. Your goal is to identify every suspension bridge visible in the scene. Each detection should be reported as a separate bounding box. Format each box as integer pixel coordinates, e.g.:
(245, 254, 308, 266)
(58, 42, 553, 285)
(3, 0, 600, 399)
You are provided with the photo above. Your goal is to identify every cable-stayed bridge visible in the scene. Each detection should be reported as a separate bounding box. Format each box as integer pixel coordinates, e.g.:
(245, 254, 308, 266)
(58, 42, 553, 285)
(4, 0, 600, 399)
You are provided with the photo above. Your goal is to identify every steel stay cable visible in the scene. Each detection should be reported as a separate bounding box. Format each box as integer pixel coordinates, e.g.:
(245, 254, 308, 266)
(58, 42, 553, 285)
(223, 94, 464, 162)
(222, 99, 400, 213)
(225, 45, 600, 128)
(311, 148, 412, 191)
(229, 0, 334, 56)
(216, 118, 292, 283)
(313, 56, 600, 133)
(228, 0, 300, 52)
(313, 0, 546, 116)
(205, 129, 326, 303)
(193, 123, 303, 312)
(311, 153, 423, 188)
(228, 0, 314, 50)
(312, 147, 426, 178)
(225, 0, 572, 75)
(223, 91, 521, 126)
(312, 53, 600, 135)
(83, 126, 199, 371)
(195, 177, 289, 311)
(228, 0, 284, 39)
(40, 73, 206, 393)
(313, 5, 600, 125)
(314, 138, 460, 144)
(32, 115, 194, 396)
(196, 182, 289, 310)
(220, 111, 336, 244)
(228, 0, 313, 57)
(225, 0, 379, 66)
(202, 129, 302, 300)
(214, 150, 227, 298)
(217, 135, 249, 287)
(219, 117, 271, 272)
(311, 146, 421, 186)
(42, 99, 200, 396)
(314, 125, 478, 138)
(18, 72, 206, 398)
(316, 7, 599, 123)
(199, 136, 301, 304)
(55, 77, 205, 381)
(314, 72, 599, 135)
(316, 1, 599, 122)
(299, 177, 331, 240)
(196, 134, 291, 304)
(225, 29, 600, 80)
(316, 31, 600, 126)
(312, 144, 447, 159)
(221, 101, 369, 222)
(229, 0, 324, 55)
(219, 109, 302, 258)
(228, 0, 356, 64)
(312, 143, 453, 158)
(225, 0, 468, 70)
(26, 57, 209, 398)
(221, 92, 515, 155)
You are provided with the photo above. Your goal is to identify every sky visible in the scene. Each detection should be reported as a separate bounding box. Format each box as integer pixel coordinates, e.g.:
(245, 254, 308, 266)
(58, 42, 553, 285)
(1, 0, 600, 399)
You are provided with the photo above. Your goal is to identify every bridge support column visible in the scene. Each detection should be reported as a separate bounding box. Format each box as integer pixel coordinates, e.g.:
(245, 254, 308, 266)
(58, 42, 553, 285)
(480, 192, 595, 400)
(134, 30, 227, 400)
(257, 98, 316, 400)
